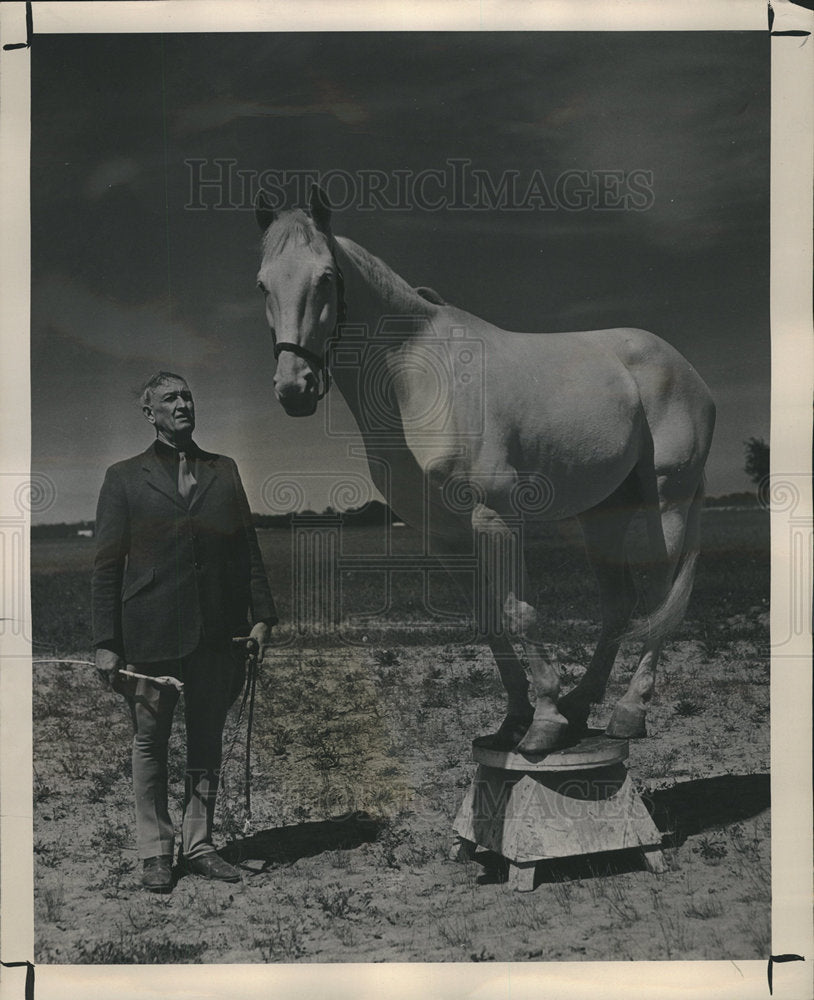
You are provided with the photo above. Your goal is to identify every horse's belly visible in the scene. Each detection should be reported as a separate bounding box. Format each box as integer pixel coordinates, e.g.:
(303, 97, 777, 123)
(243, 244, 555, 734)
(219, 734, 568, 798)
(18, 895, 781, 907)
(365, 330, 648, 526)
(511, 403, 642, 519)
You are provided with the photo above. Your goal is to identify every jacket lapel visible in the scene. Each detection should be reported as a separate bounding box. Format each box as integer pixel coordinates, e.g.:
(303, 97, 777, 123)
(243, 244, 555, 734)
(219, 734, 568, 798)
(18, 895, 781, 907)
(141, 443, 186, 511)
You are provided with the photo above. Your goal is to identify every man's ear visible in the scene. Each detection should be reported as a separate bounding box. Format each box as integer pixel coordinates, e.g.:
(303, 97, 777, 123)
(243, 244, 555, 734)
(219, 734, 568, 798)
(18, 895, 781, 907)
(142, 404, 156, 425)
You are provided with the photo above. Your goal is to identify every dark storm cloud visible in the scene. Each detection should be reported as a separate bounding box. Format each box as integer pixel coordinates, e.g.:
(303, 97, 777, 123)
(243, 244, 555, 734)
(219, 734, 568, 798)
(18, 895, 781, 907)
(34, 273, 219, 364)
(173, 97, 370, 135)
(31, 31, 769, 520)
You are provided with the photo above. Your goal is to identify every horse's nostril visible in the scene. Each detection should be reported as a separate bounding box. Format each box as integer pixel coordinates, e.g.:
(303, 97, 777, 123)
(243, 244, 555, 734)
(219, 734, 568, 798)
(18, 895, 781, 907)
(277, 381, 312, 401)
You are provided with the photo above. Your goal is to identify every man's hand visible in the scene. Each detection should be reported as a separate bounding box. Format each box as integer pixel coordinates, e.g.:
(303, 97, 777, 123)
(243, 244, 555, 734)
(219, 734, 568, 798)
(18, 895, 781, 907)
(248, 621, 271, 663)
(95, 647, 132, 695)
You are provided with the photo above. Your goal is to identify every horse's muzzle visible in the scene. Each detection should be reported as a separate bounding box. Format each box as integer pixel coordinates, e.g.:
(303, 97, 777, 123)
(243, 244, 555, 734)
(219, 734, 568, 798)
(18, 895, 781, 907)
(276, 386, 318, 417)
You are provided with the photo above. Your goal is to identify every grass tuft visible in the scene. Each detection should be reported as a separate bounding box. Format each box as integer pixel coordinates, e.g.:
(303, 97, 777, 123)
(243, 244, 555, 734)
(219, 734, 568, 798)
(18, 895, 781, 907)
(76, 935, 208, 964)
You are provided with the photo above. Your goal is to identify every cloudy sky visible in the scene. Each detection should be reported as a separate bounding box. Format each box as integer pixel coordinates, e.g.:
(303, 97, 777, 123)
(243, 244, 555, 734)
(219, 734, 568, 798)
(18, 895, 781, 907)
(31, 31, 770, 522)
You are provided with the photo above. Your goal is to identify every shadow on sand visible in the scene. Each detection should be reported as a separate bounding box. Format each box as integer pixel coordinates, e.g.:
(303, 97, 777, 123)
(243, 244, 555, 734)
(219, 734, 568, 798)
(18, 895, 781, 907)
(643, 771, 770, 846)
(216, 775, 769, 886)
(220, 811, 385, 873)
(475, 772, 770, 887)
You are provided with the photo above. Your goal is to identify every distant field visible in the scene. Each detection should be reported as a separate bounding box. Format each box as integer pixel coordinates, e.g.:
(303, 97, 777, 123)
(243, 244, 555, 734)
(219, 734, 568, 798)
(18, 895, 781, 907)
(31, 508, 769, 654)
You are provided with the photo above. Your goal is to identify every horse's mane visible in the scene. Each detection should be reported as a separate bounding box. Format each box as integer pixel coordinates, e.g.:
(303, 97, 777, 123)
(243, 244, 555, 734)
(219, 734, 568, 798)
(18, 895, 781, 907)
(336, 237, 440, 315)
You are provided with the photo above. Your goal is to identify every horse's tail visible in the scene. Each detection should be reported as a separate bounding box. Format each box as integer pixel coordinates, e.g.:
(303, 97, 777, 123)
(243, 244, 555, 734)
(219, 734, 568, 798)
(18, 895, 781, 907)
(623, 477, 705, 646)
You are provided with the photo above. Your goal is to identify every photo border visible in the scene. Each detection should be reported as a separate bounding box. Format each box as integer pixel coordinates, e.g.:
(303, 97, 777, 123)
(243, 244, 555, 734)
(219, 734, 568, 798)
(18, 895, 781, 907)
(1, 2, 810, 998)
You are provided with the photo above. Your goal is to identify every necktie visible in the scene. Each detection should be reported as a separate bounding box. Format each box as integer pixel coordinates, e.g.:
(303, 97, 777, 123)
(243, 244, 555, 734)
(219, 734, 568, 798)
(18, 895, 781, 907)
(177, 451, 197, 502)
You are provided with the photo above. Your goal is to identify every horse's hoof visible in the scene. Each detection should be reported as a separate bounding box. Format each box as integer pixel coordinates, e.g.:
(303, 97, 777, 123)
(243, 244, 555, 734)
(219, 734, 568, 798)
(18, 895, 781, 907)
(513, 718, 570, 754)
(474, 715, 533, 752)
(473, 731, 517, 752)
(606, 703, 647, 739)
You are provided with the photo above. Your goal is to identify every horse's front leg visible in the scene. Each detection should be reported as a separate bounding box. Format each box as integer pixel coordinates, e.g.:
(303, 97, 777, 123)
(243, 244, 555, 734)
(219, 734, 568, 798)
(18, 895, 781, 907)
(472, 503, 569, 753)
(432, 535, 533, 748)
(502, 593, 570, 752)
(480, 630, 534, 749)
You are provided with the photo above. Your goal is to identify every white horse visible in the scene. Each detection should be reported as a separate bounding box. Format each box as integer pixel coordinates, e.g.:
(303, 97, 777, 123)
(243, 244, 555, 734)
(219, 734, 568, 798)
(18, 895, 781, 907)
(254, 186, 715, 754)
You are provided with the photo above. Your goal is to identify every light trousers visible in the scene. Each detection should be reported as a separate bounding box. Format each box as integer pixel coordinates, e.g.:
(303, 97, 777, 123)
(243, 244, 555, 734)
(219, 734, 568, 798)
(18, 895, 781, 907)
(125, 642, 239, 861)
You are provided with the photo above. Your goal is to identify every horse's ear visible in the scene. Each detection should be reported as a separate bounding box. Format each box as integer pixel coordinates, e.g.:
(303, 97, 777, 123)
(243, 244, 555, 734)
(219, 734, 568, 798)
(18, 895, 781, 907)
(309, 184, 332, 234)
(255, 190, 276, 232)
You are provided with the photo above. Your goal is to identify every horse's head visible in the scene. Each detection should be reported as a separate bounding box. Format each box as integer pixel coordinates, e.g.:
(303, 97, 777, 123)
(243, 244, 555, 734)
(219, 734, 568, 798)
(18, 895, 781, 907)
(255, 185, 344, 417)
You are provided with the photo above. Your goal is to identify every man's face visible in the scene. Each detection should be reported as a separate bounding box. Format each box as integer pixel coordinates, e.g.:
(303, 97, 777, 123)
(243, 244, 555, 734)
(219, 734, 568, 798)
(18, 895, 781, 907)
(143, 378, 195, 444)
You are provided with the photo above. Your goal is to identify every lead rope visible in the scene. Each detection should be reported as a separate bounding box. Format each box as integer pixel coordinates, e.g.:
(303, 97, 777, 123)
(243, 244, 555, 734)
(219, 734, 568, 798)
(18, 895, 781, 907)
(244, 642, 259, 830)
(223, 636, 260, 834)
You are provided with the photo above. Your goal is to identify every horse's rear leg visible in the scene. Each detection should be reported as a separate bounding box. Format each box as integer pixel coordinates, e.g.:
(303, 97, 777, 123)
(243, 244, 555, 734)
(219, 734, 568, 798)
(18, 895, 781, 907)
(606, 478, 702, 738)
(557, 493, 638, 733)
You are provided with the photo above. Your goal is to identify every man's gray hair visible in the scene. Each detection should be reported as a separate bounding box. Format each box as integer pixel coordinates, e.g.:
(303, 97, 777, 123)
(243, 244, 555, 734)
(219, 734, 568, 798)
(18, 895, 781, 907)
(140, 371, 188, 407)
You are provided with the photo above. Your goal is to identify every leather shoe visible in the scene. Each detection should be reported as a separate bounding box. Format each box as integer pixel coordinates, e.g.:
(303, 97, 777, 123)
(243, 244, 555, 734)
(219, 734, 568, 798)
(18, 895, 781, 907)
(142, 855, 173, 893)
(183, 851, 241, 883)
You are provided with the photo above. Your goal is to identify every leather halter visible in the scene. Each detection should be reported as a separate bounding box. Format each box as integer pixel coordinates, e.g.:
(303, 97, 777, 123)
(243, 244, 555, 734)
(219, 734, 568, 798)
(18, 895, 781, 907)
(272, 252, 346, 401)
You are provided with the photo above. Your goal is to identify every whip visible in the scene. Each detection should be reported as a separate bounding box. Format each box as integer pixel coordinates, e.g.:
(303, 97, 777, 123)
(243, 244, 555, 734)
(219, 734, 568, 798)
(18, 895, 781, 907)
(32, 659, 182, 689)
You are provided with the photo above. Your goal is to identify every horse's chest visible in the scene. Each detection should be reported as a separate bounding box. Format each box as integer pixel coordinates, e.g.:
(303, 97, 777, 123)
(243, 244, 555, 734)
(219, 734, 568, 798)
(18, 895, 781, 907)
(364, 441, 470, 533)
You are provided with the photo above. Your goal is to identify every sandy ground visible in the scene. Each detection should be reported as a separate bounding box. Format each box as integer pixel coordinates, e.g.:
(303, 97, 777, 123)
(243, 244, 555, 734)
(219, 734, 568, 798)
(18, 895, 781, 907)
(33, 623, 770, 964)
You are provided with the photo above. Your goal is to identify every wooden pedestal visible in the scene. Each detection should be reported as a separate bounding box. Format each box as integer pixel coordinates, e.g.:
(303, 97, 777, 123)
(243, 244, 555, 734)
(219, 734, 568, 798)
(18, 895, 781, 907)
(452, 734, 665, 890)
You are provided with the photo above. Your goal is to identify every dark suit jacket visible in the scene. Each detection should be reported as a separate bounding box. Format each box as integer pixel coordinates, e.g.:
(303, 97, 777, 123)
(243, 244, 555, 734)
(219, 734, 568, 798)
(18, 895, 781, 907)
(92, 440, 277, 663)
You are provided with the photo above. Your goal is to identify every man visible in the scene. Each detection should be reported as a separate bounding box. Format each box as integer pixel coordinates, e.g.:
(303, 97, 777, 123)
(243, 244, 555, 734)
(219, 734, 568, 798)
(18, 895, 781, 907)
(92, 371, 277, 893)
